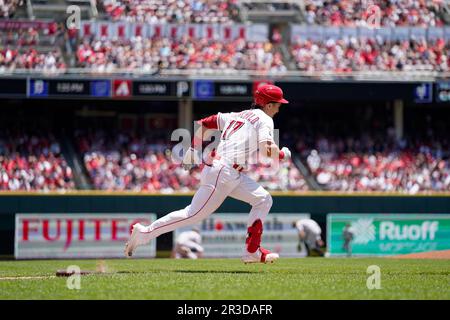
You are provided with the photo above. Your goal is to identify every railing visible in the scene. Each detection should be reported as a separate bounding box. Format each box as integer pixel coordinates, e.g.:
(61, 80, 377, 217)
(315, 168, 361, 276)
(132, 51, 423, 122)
(1, 68, 449, 81)
(239, 0, 299, 4)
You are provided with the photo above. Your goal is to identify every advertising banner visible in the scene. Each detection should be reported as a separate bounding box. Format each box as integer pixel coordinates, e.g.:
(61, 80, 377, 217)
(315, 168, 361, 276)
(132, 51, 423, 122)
(414, 83, 433, 103)
(133, 80, 190, 98)
(15, 214, 156, 259)
(78, 22, 267, 41)
(113, 79, 132, 98)
(327, 214, 450, 256)
(28, 79, 49, 97)
(194, 80, 215, 100)
(215, 82, 252, 98)
(436, 82, 450, 103)
(48, 79, 90, 96)
(173, 213, 310, 258)
(90, 80, 111, 97)
(0, 78, 26, 96)
(28, 79, 111, 98)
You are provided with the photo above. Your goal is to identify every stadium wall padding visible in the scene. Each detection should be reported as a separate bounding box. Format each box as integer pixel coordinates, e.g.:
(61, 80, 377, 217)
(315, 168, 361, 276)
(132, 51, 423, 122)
(1, 194, 449, 255)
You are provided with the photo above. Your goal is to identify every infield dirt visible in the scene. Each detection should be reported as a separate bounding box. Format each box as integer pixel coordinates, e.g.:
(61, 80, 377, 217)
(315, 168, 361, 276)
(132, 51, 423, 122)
(389, 249, 450, 259)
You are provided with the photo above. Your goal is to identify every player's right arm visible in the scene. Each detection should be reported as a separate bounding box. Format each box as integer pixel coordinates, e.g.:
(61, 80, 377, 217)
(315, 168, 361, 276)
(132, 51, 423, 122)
(182, 113, 229, 170)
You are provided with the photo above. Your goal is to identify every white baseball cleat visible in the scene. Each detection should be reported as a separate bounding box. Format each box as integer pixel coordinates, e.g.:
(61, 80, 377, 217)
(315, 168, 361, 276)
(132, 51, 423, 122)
(242, 247, 279, 264)
(124, 224, 139, 258)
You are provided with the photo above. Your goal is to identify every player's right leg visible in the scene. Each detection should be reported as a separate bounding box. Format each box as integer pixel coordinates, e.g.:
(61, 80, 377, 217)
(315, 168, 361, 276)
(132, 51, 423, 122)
(228, 174, 279, 264)
(125, 163, 240, 257)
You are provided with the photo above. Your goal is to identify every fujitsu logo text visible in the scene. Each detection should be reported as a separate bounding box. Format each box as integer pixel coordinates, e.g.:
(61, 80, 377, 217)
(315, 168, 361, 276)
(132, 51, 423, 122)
(21, 218, 142, 251)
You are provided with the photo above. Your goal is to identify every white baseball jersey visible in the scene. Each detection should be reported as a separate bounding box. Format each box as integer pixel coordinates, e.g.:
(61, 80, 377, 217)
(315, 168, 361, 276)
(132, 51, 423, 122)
(296, 219, 322, 236)
(216, 109, 275, 169)
(296, 219, 322, 249)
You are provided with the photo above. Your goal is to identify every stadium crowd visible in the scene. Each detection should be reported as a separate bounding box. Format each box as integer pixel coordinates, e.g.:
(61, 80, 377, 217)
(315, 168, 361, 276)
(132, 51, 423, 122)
(0, 22, 66, 73)
(0, 47, 66, 73)
(101, 0, 239, 23)
(303, 0, 445, 27)
(76, 129, 203, 192)
(291, 37, 449, 72)
(0, 125, 448, 193)
(0, 132, 75, 191)
(76, 35, 286, 73)
(298, 133, 450, 193)
(1, 28, 40, 46)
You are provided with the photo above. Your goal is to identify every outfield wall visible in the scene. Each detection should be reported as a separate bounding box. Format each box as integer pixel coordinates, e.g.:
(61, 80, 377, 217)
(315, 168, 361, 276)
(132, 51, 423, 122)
(0, 192, 449, 255)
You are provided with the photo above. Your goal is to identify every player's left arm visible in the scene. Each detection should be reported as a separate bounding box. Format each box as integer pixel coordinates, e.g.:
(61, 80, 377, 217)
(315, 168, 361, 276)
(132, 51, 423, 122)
(259, 141, 291, 161)
(257, 120, 291, 161)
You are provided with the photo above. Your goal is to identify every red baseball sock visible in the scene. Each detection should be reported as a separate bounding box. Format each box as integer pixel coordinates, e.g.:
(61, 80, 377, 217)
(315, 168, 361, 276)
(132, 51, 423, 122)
(246, 219, 263, 253)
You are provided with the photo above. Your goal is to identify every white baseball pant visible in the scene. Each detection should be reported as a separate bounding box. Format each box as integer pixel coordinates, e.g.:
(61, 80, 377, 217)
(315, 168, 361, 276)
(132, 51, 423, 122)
(304, 232, 322, 250)
(132, 160, 273, 247)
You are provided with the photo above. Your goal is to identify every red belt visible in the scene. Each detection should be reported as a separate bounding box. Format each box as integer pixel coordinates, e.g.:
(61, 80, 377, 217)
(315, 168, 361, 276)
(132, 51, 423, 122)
(232, 164, 244, 172)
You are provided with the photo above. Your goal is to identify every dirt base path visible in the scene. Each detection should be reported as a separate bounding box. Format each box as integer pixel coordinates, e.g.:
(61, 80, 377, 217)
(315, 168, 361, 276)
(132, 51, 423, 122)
(389, 249, 450, 259)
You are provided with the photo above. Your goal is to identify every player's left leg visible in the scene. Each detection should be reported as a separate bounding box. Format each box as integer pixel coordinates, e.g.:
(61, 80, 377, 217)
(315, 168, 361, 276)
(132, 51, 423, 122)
(228, 174, 278, 263)
(125, 163, 240, 257)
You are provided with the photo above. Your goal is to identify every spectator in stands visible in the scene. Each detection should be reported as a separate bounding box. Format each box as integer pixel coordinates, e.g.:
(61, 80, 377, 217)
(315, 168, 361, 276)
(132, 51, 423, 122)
(101, 0, 236, 23)
(242, 1, 300, 12)
(271, 28, 282, 46)
(303, 0, 445, 27)
(0, 0, 23, 19)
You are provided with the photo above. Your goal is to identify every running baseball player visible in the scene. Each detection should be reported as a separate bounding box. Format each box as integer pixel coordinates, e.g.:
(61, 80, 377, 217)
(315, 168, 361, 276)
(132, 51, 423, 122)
(173, 228, 204, 259)
(125, 84, 291, 263)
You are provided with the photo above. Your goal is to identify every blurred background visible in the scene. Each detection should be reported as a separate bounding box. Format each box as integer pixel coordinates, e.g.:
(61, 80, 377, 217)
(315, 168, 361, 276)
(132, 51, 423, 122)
(0, 0, 449, 259)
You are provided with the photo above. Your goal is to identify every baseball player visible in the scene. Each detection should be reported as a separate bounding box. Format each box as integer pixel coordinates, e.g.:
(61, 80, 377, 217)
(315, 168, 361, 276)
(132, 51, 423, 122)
(342, 223, 354, 257)
(173, 228, 204, 259)
(295, 218, 325, 257)
(125, 84, 291, 264)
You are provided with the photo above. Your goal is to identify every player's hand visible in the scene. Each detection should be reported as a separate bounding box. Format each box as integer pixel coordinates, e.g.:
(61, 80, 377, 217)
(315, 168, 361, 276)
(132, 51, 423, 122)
(182, 147, 201, 170)
(280, 147, 291, 160)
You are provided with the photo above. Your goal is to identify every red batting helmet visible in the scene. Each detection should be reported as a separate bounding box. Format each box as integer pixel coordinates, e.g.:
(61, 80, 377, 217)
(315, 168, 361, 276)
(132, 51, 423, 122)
(254, 84, 289, 106)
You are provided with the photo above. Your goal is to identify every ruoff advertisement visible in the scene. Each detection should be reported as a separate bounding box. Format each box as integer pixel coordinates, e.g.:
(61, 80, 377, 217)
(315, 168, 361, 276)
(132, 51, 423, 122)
(15, 213, 156, 259)
(173, 213, 310, 258)
(327, 214, 450, 256)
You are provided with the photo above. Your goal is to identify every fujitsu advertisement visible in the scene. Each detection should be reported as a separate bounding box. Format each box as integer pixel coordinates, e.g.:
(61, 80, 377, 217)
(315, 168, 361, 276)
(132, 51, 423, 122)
(15, 214, 156, 259)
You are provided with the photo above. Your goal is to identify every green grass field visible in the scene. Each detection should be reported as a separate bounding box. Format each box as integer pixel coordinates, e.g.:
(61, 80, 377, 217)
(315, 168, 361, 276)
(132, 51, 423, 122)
(0, 258, 449, 300)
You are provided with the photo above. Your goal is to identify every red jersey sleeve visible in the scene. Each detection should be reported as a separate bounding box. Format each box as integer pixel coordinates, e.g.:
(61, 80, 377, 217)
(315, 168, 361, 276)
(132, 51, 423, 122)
(197, 114, 219, 129)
